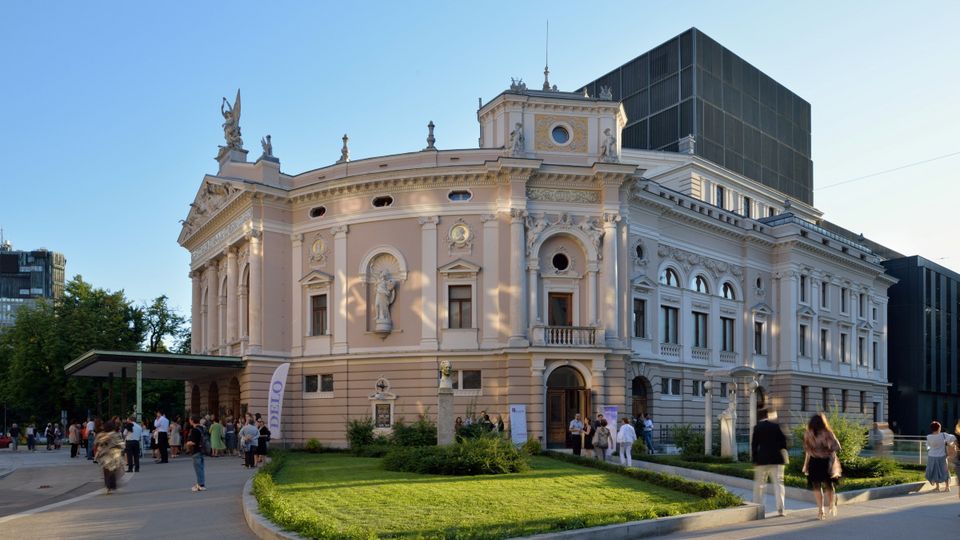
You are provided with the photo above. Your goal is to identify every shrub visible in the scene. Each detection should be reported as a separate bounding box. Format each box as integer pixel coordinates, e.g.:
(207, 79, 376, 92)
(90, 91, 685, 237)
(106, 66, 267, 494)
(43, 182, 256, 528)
(304, 438, 323, 453)
(791, 408, 869, 465)
(457, 422, 497, 441)
(390, 415, 437, 447)
(345, 417, 375, 450)
(521, 437, 542, 455)
(840, 456, 899, 478)
(383, 437, 529, 475)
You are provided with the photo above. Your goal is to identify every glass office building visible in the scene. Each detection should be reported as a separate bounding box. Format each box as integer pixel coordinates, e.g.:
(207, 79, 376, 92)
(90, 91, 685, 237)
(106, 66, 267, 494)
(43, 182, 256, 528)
(580, 28, 813, 204)
(0, 241, 66, 327)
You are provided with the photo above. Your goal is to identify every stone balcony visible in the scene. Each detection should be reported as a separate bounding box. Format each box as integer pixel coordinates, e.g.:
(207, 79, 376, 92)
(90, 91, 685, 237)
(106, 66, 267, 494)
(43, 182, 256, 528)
(531, 325, 604, 347)
(660, 342, 680, 357)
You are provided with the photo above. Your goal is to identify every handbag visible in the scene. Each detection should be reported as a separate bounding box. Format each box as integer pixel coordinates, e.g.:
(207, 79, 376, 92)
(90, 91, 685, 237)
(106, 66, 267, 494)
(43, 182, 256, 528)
(829, 452, 842, 479)
(944, 434, 957, 459)
(780, 448, 790, 465)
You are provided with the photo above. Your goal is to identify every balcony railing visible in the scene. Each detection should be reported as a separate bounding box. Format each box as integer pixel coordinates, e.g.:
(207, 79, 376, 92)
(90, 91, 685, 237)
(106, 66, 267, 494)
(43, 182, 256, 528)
(720, 351, 737, 363)
(532, 325, 601, 347)
(692, 347, 710, 361)
(660, 342, 680, 357)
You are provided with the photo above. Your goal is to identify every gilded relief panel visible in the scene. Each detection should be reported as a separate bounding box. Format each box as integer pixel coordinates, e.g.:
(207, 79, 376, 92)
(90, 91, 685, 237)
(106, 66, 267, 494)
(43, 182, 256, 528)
(534, 115, 588, 153)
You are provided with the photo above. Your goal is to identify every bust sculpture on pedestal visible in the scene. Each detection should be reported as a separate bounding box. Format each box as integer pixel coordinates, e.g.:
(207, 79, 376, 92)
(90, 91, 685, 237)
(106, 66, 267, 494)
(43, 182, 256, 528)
(719, 383, 738, 461)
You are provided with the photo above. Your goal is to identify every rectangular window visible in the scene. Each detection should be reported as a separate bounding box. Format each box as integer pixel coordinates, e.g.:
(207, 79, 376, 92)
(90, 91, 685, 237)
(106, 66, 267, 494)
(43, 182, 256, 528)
(742, 196, 752, 218)
(320, 374, 334, 393)
(840, 333, 849, 363)
(820, 329, 829, 360)
(858, 336, 866, 365)
(548, 292, 573, 326)
(720, 382, 728, 397)
(841, 288, 848, 313)
(660, 306, 679, 344)
(660, 377, 682, 396)
(633, 298, 646, 338)
(822, 387, 830, 410)
(453, 370, 482, 391)
(858, 294, 866, 318)
(872, 307, 877, 321)
(860, 391, 866, 414)
(801, 386, 808, 411)
(721, 317, 735, 352)
(693, 311, 708, 348)
(448, 285, 472, 329)
(305, 374, 333, 394)
(691, 380, 706, 397)
(799, 324, 808, 356)
(872, 341, 878, 369)
(754, 321, 764, 354)
(841, 389, 848, 412)
(800, 275, 808, 303)
(716, 185, 725, 209)
(821, 282, 829, 309)
(768, 206, 776, 217)
(310, 294, 328, 336)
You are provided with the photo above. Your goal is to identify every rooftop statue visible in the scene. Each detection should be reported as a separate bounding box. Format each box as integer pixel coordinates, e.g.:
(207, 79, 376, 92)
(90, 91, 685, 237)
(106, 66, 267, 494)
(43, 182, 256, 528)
(221, 89, 243, 150)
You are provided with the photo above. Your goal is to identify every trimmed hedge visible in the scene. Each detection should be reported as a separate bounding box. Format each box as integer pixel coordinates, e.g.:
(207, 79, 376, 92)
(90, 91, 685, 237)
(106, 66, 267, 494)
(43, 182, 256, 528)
(383, 437, 529, 475)
(543, 451, 742, 508)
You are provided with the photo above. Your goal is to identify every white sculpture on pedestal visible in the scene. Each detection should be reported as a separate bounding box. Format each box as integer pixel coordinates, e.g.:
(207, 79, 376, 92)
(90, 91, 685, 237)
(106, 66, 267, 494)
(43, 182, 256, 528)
(439, 359, 453, 389)
(374, 271, 397, 334)
(719, 382, 738, 461)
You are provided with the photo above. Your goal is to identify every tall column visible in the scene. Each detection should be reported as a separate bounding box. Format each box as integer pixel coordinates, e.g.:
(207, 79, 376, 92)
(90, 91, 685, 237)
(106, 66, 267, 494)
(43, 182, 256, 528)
(205, 262, 219, 354)
(419, 217, 439, 349)
(618, 216, 630, 342)
(332, 225, 349, 354)
(600, 213, 620, 346)
(776, 270, 799, 370)
(291, 234, 303, 357)
(528, 262, 539, 327)
(508, 209, 528, 347)
(191, 272, 201, 354)
(226, 249, 238, 345)
(704, 380, 713, 455)
(481, 214, 500, 348)
(586, 265, 598, 325)
(530, 358, 545, 443)
(591, 358, 606, 414)
(248, 231, 262, 354)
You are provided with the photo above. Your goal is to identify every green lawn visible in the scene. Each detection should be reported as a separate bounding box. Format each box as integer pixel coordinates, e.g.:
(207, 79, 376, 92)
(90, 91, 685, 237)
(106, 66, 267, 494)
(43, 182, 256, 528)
(255, 453, 739, 539)
(634, 454, 926, 492)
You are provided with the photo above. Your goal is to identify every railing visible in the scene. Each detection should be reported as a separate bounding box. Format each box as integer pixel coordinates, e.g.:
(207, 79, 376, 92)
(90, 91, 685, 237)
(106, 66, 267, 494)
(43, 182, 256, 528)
(535, 326, 599, 347)
(692, 347, 710, 361)
(861, 435, 934, 465)
(660, 343, 680, 357)
(720, 351, 736, 363)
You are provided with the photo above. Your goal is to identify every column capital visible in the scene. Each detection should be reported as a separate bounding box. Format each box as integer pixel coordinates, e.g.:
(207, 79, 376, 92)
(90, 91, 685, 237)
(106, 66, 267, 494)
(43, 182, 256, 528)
(602, 212, 621, 226)
(510, 208, 527, 223)
(224, 247, 237, 259)
(418, 216, 440, 228)
(330, 224, 349, 238)
(291, 232, 304, 244)
(245, 229, 262, 241)
(480, 213, 499, 224)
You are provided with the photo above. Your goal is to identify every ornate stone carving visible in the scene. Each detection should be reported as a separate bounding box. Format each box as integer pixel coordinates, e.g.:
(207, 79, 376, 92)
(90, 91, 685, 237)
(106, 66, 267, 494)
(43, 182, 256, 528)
(337, 134, 350, 163)
(374, 270, 397, 334)
(330, 224, 349, 237)
(632, 238, 648, 271)
(658, 243, 745, 280)
(418, 216, 439, 228)
(526, 187, 600, 203)
(480, 214, 498, 223)
(438, 360, 453, 389)
(508, 122, 525, 156)
(309, 234, 327, 267)
(447, 219, 473, 255)
(191, 209, 252, 264)
(259, 135, 278, 162)
(217, 89, 243, 158)
(598, 85, 613, 100)
(599, 128, 619, 163)
(534, 115, 588, 152)
(525, 213, 604, 259)
(509, 77, 527, 92)
(509, 208, 527, 223)
(188, 181, 243, 232)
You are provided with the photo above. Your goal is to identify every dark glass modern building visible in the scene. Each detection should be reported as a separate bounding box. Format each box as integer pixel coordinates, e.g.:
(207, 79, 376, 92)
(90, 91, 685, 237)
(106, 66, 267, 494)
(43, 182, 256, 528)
(0, 240, 66, 327)
(580, 28, 813, 204)
(882, 256, 960, 435)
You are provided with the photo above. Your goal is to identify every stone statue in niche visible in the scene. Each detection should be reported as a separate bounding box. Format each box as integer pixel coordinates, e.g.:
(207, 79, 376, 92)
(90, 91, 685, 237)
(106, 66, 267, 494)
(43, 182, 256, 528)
(438, 360, 453, 389)
(374, 271, 397, 334)
(719, 383, 738, 461)
(509, 123, 525, 156)
(600, 128, 619, 163)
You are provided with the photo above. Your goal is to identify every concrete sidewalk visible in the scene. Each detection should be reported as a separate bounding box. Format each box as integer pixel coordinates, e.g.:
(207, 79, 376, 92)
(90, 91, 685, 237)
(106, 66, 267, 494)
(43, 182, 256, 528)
(662, 488, 960, 538)
(0, 449, 257, 539)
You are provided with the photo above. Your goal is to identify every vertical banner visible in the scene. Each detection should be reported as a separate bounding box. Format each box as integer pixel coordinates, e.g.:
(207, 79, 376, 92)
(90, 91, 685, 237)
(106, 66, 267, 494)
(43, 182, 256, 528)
(267, 363, 291, 440)
(509, 404, 527, 446)
(603, 406, 619, 424)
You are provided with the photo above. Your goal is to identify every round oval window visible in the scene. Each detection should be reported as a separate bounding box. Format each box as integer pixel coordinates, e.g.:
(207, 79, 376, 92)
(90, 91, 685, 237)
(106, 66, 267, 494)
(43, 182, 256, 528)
(552, 253, 570, 271)
(551, 125, 570, 145)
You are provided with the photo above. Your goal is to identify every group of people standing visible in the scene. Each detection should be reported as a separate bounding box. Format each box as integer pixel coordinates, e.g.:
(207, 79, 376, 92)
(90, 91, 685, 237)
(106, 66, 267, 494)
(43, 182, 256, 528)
(567, 413, 641, 467)
(5, 422, 64, 451)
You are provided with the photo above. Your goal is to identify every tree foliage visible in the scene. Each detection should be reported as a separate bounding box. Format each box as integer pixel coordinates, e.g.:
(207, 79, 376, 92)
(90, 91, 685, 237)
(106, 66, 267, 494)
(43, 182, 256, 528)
(0, 275, 189, 423)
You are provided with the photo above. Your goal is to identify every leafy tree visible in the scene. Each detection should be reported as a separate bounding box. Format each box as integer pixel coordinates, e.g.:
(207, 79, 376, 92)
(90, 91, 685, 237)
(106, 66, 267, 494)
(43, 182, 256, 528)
(143, 295, 186, 353)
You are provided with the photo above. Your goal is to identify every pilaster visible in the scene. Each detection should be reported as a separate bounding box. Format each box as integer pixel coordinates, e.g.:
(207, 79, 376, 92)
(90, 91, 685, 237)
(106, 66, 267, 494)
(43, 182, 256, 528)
(419, 216, 439, 349)
(332, 225, 349, 354)
(291, 233, 304, 357)
(481, 214, 500, 348)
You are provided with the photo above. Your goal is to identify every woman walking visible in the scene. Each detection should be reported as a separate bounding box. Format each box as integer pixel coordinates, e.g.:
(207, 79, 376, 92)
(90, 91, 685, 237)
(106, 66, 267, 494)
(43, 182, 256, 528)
(94, 421, 125, 494)
(592, 419, 613, 462)
(256, 418, 271, 466)
(210, 417, 225, 457)
(617, 417, 637, 467)
(68, 421, 80, 458)
(582, 418, 594, 458)
(802, 413, 842, 520)
(925, 420, 956, 492)
(224, 416, 236, 457)
(169, 416, 181, 458)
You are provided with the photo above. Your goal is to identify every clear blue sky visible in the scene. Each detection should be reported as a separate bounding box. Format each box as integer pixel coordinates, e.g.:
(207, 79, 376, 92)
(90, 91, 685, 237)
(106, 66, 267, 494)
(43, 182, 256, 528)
(2, 1, 958, 317)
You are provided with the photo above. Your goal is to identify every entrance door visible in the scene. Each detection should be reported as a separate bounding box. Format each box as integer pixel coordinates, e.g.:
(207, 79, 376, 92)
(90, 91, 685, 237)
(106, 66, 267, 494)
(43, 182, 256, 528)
(545, 366, 589, 448)
(548, 293, 573, 326)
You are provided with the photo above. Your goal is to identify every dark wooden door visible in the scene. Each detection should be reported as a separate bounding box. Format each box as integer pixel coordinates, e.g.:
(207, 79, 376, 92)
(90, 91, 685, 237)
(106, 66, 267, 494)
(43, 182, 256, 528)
(548, 293, 573, 326)
(547, 388, 591, 448)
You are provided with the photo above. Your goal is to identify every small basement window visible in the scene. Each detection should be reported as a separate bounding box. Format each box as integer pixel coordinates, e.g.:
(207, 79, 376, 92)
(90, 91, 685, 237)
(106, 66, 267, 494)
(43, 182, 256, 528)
(309, 206, 326, 218)
(372, 196, 394, 208)
(448, 190, 472, 201)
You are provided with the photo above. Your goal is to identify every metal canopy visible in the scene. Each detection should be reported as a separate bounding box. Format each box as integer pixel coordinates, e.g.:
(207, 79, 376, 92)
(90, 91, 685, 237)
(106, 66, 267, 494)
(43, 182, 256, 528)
(65, 350, 243, 380)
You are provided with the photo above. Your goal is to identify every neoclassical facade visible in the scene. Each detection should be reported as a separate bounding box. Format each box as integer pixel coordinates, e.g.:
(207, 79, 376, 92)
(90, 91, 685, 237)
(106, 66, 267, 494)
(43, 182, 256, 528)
(179, 83, 892, 447)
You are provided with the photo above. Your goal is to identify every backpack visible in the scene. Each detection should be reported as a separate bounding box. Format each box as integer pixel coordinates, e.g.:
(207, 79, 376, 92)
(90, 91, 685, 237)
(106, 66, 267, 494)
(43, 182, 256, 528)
(593, 427, 610, 449)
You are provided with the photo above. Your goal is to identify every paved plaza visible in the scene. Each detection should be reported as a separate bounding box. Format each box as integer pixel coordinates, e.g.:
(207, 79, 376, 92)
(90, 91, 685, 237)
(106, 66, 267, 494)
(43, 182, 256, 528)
(0, 447, 256, 539)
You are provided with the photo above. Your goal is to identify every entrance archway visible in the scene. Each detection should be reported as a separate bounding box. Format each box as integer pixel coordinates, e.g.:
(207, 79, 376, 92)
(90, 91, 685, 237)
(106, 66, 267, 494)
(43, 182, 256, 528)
(209, 381, 220, 417)
(546, 365, 590, 449)
(632, 376, 652, 419)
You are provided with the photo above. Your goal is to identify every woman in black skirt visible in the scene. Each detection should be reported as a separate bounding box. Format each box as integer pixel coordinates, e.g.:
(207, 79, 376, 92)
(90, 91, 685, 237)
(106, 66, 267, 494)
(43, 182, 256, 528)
(802, 413, 842, 520)
(255, 419, 270, 466)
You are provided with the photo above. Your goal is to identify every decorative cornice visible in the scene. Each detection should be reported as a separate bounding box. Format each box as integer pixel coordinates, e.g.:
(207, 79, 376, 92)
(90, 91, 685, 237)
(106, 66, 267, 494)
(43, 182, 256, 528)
(527, 187, 600, 203)
(191, 209, 253, 265)
(657, 243, 744, 280)
(291, 171, 497, 206)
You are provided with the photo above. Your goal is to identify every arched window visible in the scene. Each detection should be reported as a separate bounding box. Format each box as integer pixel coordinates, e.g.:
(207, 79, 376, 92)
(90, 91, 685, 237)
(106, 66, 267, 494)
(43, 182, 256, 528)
(659, 268, 680, 287)
(635, 244, 644, 259)
(547, 366, 585, 388)
(693, 275, 710, 294)
(722, 282, 736, 300)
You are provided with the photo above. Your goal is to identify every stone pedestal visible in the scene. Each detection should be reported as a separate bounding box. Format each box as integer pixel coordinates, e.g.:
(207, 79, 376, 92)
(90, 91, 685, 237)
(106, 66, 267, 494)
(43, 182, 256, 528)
(438, 387, 454, 445)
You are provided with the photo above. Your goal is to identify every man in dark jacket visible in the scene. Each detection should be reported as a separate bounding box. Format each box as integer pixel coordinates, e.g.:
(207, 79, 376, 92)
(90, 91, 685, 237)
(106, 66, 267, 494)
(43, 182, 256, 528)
(752, 408, 787, 516)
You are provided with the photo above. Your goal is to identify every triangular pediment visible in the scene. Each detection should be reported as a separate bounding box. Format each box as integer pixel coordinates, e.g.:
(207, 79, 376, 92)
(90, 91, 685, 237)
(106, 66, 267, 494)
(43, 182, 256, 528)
(438, 258, 481, 274)
(632, 275, 657, 291)
(797, 305, 816, 318)
(178, 177, 246, 243)
(858, 320, 874, 331)
(751, 302, 773, 315)
(299, 270, 334, 287)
